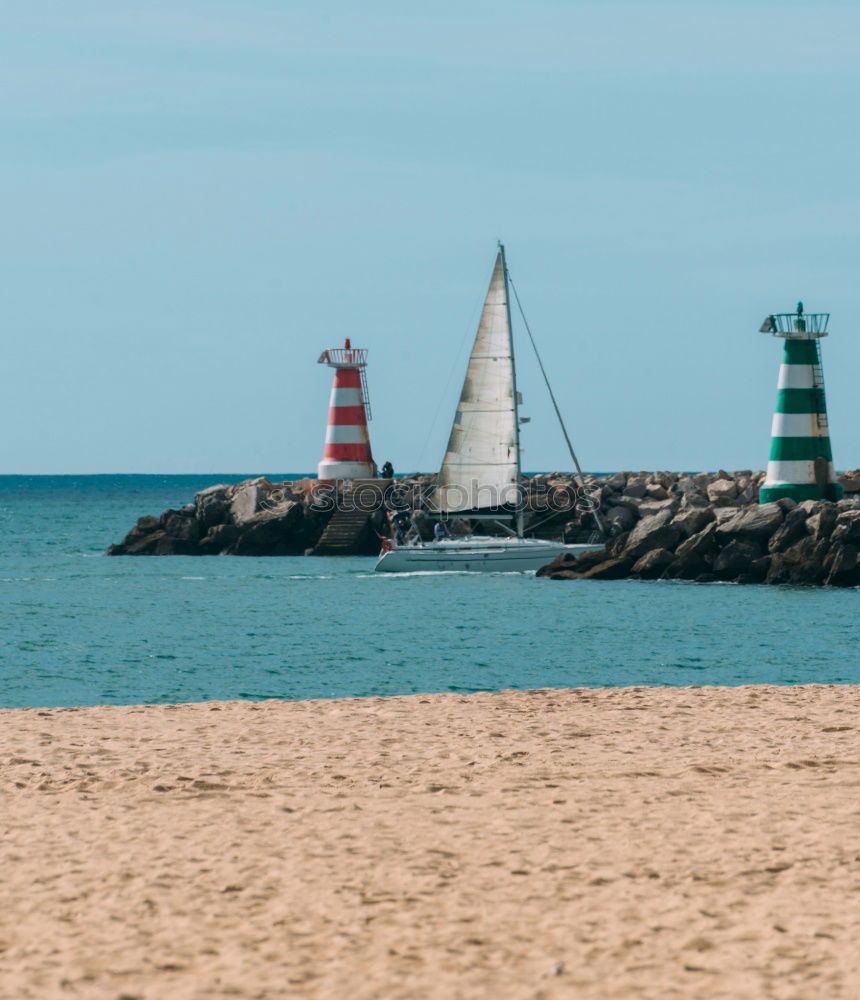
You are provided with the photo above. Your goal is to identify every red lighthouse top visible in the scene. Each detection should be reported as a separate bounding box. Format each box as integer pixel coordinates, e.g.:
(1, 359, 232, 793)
(317, 339, 367, 368)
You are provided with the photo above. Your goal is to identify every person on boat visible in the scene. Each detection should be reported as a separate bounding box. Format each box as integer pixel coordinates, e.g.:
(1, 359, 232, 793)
(434, 520, 451, 542)
(380, 460, 394, 479)
(390, 509, 410, 543)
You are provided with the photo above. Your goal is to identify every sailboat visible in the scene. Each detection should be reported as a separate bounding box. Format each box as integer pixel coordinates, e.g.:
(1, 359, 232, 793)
(374, 244, 604, 573)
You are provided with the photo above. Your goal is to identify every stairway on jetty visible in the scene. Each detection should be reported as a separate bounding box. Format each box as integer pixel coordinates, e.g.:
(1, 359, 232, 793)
(311, 508, 377, 556)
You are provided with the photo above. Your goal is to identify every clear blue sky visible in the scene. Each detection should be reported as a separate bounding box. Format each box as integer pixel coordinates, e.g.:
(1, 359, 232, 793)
(2, 1, 858, 474)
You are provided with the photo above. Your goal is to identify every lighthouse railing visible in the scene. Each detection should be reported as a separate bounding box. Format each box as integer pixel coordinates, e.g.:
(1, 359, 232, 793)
(762, 313, 829, 337)
(318, 348, 368, 367)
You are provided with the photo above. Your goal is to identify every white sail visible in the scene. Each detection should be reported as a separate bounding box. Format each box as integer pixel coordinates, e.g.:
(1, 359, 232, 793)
(431, 251, 519, 513)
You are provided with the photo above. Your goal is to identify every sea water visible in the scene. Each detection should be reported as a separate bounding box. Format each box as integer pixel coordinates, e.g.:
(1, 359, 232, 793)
(1, 475, 857, 709)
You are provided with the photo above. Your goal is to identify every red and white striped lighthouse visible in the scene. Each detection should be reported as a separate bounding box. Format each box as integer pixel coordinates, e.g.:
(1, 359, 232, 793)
(317, 338, 376, 480)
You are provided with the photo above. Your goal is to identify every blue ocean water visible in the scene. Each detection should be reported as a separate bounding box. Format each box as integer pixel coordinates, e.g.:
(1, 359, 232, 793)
(1, 475, 857, 709)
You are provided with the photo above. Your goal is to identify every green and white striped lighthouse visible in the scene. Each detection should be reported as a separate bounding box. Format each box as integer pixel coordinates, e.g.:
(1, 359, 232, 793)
(759, 302, 843, 504)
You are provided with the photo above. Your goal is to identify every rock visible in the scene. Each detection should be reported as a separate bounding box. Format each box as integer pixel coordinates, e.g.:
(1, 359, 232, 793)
(675, 476, 700, 495)
(227, 502, 305, 556)
(839, 470, 860, 494)
(623, 510, 682, 560)
(152, 535, 199, 556)
(713, 539, 763, 578)
(536, 552, 577, 578)
(162, 511, 201, 543)
(608, 494, 643, 513)
(645, 483, 670, 500)
(768, 505, 811, 553)
(198, 523, 240, 555)
(575, 548, 614, 572)
(806, 505, 838, 540)
(748, 556, 772, 582)
(825, 543, 860, 586)
(194, 483, 231, 529)
(715, 502, 784, 542)
(623, 477, 647, 498)
(603, 472, 627, 490)
(230, 483, 264, 526)
(605, 505, 636, 533)
(679, 489, 710, 510)
(766, 536, 830, 585)
(675, 521, 717, 563)
(607, 531, 631, 558)
(537, 547, 612, 579)
(135, 515, 160, 533)
(123, 529, 169, 555)
(713, 508, 739, 525)
(735, 484, 755, 505)
(631, 547, 675, 578)
(671, 506, 715, 539)
(707, 478, 737, 503)
(830, 510, 860, 546)
(638, 498, 679, 519)
(580, 557, 634, 580)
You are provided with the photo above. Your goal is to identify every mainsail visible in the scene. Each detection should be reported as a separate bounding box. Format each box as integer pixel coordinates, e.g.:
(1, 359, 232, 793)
(431, 250, 520, 514)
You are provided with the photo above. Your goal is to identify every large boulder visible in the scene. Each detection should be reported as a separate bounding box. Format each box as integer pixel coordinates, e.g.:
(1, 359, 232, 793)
(671, 506, 714, 539)
(623, 477, 647, 498)
(536, 552, 578, 578)
(198, 523, 240, 555)
(825, 543, 860, 587)
(603, 472, 628, 490)
(194, 483, 231, 529)
(805, 505, 838, 541)
(230, 483, 264, 526)
(830, 510, 860, 546)
(227, 502, 305, 556)
(162, 510, 201, 543)
(675, 521, 717, 563)
(631, 547, 675, 578)
(604, 505, 636, 533)
(713, 539, 763, 578)
(767, 536, 830, 585)
(715, 502, 783, 542)
(707, 478, 737, 504)
(122, 529, 169, 555)
(768, 505, 811, 553)
(638, 498, 679, 519)
(623, 510, 682, 560)
(839, 470, 860, 494)
(645, 483, 670, 500)
(580, 557, 634, 580)
(152, 535, 199, 556)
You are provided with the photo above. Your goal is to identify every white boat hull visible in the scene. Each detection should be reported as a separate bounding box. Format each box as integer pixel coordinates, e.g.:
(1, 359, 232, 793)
(374, 536, 603, 574)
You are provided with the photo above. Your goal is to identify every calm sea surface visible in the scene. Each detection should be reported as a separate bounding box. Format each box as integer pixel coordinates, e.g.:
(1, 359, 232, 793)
(1, 475, 857, 709)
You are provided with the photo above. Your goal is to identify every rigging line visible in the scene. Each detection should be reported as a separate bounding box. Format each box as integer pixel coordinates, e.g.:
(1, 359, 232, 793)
(506, 272, 606, 535)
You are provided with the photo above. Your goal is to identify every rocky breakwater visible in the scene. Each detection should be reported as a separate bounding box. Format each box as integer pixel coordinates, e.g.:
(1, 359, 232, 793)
(538, 469, 860, 587)
(106, 477, 398, 557)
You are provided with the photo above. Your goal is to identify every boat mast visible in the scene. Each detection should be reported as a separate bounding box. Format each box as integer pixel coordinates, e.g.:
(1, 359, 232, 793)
(499, 242, 525, 538)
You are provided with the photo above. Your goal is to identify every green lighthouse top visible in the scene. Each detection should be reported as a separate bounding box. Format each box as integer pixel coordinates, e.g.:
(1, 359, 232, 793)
(760, 302, 829, 339)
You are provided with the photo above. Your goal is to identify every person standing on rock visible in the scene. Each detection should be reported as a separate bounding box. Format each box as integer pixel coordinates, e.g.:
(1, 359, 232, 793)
(380, 461, 394, 479)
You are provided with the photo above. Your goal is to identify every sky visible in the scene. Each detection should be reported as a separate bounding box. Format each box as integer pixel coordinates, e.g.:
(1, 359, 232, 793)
(2, 0, 859, 474)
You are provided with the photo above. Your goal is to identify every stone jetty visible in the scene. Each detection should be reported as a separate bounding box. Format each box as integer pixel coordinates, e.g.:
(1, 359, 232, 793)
(107, 468, 860, 584)
(537, 468, 860, 587)
(105, 477, 433, 557)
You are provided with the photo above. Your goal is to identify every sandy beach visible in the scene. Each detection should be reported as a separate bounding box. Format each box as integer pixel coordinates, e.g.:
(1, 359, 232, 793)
(3, 686, 860, 999)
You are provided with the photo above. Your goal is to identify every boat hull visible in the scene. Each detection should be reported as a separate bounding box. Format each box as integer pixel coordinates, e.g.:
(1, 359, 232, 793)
(374, 537, 603, 574)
